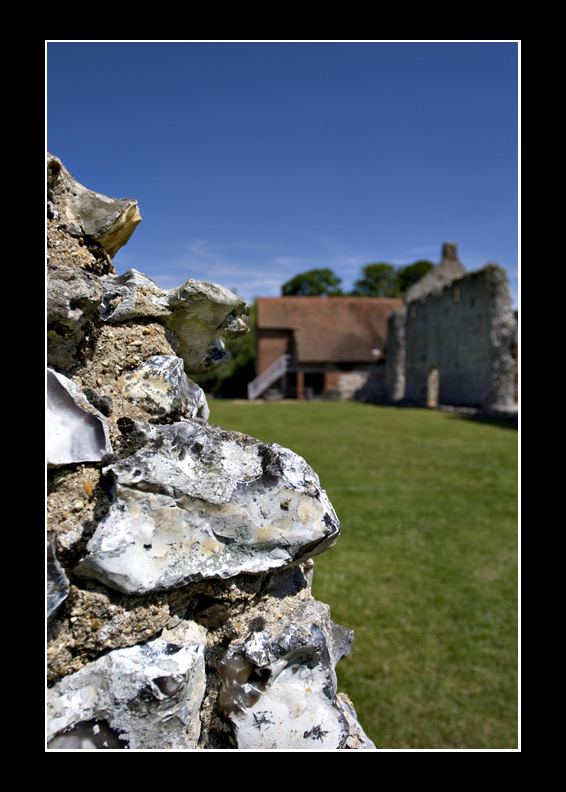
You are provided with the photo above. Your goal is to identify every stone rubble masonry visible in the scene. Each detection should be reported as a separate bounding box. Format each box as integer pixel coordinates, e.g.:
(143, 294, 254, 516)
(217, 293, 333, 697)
(404, 241, 466, 304)
(46, 155, 375, 750)
(386, 242, 517, 410)
(47, 153, 141, 258)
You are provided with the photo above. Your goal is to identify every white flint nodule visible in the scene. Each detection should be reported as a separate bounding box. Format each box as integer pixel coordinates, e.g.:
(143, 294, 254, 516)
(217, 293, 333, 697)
(117, 355, 209, 420)
(75, 423, 340, 594)
(47, 368, 113, 466)
(46, 640, 206, 750)
(217, 600, 367, 750)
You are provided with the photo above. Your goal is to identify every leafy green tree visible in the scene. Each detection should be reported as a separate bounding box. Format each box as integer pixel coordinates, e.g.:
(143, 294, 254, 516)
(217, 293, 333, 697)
(281, 268, 343, 296)
(351, 263, 400, 297)
(395, 260, 434, 294)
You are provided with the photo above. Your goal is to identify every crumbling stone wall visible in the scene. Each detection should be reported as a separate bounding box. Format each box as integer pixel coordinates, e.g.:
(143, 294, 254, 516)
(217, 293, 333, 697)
(46, 154, 374, 750)
(384, 306, 406, 403)
(403, 264, 516, 408)
(386, 243, 517, 410)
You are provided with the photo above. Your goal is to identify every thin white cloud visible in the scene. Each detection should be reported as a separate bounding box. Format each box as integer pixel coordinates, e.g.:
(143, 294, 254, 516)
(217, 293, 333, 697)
(126, 238, 302, 303)
(115, 235, 518, 308)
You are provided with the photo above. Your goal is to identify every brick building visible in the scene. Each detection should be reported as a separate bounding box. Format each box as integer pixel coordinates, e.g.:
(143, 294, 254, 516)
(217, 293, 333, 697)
(249, 296, 403, 400)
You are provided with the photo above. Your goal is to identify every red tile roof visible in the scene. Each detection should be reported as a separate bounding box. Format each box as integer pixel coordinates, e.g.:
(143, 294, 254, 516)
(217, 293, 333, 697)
(257, 296, 403, 363)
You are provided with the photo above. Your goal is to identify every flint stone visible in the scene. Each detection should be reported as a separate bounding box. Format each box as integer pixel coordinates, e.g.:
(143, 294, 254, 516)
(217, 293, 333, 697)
(336, 692, 377, 749)
(47, 153, 141, 258)
(98, 269, 249, 374)
(404, 242, 466, 304)
(46, 640, 206, 750)
(47, 267, 103, 330)
(218, 599, 359, 749)
(47, 268, 105, 369)
(75, 422, 340, 594)
(117, 355, 209, 420)
(47, 369, 113, 466)
(47, 535, 69, 620)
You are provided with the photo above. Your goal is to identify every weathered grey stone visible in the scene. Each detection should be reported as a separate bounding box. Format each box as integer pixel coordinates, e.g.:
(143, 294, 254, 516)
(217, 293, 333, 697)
(384, 243, 518, 409)
(217, 599, 370, 749)
(75, 422, 340, 594)
(47, 153, 141, 257)
(117, 355, 209, 420)
(45, 152, 374, 750)
(98, 269, 170, 322)
(385, 305, 407, 402)
(47, 267, 104, 330)
(99, 269, 249, 374)
(336, 692, 377, 749)
(403, 264, 517, 408)
(47, 369, 113, 466)
(46, 639, 206, 749)
(165, 279, 249, 374)
(405, 241, 466, 304)
(47, 535, 69, 620)
(47, 268, 104, 369)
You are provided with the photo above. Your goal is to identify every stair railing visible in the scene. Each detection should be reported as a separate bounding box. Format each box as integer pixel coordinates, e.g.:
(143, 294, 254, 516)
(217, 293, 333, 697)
(247, 355, 291, 400)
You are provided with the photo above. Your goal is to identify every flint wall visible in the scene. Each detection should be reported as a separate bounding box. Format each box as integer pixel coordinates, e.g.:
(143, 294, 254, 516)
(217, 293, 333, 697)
(46, 154, 375, 750)
(403, 265, 516, 408)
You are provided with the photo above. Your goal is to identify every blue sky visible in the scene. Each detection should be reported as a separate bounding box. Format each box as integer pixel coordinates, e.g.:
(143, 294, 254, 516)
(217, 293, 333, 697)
(47, 42, 519, 307)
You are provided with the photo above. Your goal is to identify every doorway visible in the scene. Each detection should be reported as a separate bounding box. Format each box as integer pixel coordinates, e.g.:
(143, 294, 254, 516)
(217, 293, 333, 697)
(427, 364, 439, 408)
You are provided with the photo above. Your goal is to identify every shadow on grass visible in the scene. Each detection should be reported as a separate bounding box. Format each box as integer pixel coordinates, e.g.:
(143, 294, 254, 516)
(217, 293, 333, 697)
(443, 412, 518, 430)
(358, 400, 519, 431)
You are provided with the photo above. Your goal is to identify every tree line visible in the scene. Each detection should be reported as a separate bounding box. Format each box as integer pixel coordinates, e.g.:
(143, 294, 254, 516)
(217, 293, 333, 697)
(281, 260, 434, 298)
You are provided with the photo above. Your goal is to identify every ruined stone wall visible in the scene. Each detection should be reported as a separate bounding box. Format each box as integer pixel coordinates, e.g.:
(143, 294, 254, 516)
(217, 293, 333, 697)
(383, 242, 517, 410)
(385, 306, 407, 403)
(403, 265, 516, 408)
(403, 242, 466, 304)
(46, 154, 374, 750)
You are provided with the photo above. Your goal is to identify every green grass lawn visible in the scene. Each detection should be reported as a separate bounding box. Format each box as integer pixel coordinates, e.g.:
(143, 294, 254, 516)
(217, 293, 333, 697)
(207, 400, 518, 749)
